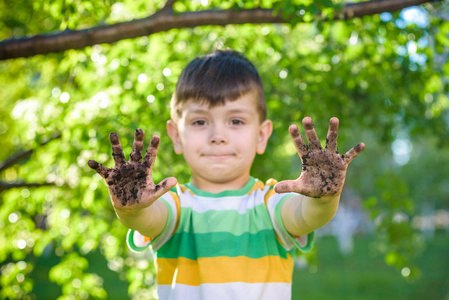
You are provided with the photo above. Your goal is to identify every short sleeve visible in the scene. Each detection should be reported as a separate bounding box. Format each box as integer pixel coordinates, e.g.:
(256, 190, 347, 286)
(266, 192, 314, 253)
(127, 190, 180, 252)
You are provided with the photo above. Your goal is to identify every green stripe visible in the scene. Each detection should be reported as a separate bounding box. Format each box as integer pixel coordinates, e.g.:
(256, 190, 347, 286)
(157, 230, 290, 259)
(149, 198, 174, 247)
(127, 198, 174, 252)
(176, 204, 273, 235)
(275, 195, 315, 253)
(127, 230, 148, 252)
(183, 177, 257, 197)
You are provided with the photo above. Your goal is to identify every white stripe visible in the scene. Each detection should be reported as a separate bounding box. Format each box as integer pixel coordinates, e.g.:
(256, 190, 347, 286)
(157, 282, 292, 300)
(150, 192, 178, 251)
(267, 192, 298, 251)
(132, 231, 149, 248)
(179, 186, 270, 214)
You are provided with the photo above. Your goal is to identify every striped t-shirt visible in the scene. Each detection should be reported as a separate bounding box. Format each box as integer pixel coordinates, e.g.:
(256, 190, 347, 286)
(127, 177, 314, 300)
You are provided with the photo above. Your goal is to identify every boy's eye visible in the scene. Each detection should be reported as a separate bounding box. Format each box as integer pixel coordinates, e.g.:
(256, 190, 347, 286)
(230, 119, 244, 125)
(192, 119, 207, 126)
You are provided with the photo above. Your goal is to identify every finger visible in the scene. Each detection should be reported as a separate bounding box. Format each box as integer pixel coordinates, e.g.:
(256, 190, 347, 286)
(142, 135, 160, 169)
(274, 180, 299, 194)
(302, 117, 322, 151)
(288, 124, 309, 157)
(151, 177, 178, 198)
(343, 142, 365, 164)
(144, 177, 178, 206)
(325, 117, 339, 153)
(109, 132, 126, 166)
(130, 129, 145, 162)
(88, 160, 111, 178)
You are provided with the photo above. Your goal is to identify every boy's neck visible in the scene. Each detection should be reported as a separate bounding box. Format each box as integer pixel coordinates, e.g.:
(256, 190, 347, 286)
(191, 173, 251, 194)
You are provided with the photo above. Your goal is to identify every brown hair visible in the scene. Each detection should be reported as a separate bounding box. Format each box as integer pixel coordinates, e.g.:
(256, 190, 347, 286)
(170, 49, 266, 122)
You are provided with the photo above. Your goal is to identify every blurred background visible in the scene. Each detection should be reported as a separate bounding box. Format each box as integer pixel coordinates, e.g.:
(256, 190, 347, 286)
(0, 0, 448, 299)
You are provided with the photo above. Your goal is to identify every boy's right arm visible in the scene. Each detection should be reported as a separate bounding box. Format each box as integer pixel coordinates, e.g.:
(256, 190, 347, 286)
(88, 129, 177, 238)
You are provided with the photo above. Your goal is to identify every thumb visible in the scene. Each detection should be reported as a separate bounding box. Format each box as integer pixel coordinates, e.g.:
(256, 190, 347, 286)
(162, 177, 178, 191)
(141, 177, 178, 208)
(153, 177, 178, 197)
(274, 180, 298, 194)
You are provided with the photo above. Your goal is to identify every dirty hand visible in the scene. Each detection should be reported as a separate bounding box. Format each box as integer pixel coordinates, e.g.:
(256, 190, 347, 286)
(274, 117, 365, 198)
(88, 129, 177, 210)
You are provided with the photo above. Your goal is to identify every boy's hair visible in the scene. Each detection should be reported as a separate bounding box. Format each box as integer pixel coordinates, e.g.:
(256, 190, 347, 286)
(170, 49, 266, 122)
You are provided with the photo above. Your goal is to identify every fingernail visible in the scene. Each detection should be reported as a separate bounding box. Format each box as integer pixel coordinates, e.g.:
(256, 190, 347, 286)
(88, 160, 98, 169)
(109, 133, 119, 144)
(303, 117, 314, 130)
(290, 126, 300, 137)
(135, 129, 144, 140)
(329, 117, 339, 130)
(355, 143, 365, 152)
(151, 136, 160, 147)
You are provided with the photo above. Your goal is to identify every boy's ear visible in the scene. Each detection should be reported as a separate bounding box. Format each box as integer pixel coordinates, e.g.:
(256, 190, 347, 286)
(166, 120, 183, 154)
(256, 119, 273, 154)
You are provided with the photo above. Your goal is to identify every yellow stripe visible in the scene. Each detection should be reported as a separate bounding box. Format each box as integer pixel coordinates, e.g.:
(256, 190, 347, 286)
(264, 178, 278, 207)
(264, 188, 276, 207)
(265, 178, 278, 187)
(168, 191, 181, 234)
(156, 255, 293, 286)
(179, 184, 195, 195)
(263, 180, 283, 245)
(246, 181, 265, 195)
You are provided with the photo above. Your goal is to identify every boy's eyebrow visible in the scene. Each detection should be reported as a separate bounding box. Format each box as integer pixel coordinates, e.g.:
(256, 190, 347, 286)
(185, 108, 253, 115)
(186, 108, 209, 114)
(226, 108, 253, 115)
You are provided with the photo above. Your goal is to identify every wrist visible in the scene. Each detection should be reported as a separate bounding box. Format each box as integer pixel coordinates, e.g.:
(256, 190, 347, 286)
(115, 200, 168, 237)
(114, 205, 145, 219)
(316, 193, 340, 204)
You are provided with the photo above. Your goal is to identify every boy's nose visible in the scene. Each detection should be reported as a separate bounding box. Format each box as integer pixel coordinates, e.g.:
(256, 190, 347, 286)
(209, 125, 227, 145)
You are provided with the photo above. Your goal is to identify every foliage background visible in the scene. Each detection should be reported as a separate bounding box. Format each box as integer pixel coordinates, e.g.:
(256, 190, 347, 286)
(0, 0, 448, 299)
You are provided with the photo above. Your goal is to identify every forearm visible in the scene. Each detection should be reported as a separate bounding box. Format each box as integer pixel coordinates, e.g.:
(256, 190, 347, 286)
(281, 194, 340, 236)
(115, 199, 168, 238)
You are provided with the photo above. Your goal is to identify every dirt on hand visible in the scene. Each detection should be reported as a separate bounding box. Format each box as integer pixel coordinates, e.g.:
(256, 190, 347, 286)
(88, 129, 176, 209)
(274, 117, 365, 198)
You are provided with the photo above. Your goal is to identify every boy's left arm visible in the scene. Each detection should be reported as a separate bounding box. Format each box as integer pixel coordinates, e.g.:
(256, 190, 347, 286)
(275, 117, 365, 236)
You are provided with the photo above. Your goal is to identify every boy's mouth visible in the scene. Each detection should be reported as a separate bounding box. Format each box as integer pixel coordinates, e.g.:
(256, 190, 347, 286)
(202, 154, 235, 160)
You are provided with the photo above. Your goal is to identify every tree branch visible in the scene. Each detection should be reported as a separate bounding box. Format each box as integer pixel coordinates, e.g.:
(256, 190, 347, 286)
(342, 0, 434, 18)
(162, 0, 177, 11)
(0, 0, 437, 60)
(0, 133, 62, 192)
(0, 181, 55, 191)
(0, 133, 61, 172)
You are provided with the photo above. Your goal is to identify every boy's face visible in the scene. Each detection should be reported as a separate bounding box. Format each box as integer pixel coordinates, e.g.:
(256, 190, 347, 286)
(167, 91, 272, 192)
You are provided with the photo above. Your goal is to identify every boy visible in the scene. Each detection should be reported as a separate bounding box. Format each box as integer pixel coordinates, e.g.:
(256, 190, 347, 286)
(88, 50, 365, 300)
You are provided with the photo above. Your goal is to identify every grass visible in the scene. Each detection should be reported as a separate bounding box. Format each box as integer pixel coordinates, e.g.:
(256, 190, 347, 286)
(292, 232, 449, 300)
(30, 232, 449, 299)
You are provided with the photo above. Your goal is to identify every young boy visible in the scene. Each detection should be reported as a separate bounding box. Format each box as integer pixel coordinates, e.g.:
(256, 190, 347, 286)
(88, 50, 365, 300)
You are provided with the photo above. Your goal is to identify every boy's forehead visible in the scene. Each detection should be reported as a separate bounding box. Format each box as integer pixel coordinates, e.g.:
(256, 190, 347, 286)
(181, 92, 260, 115)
